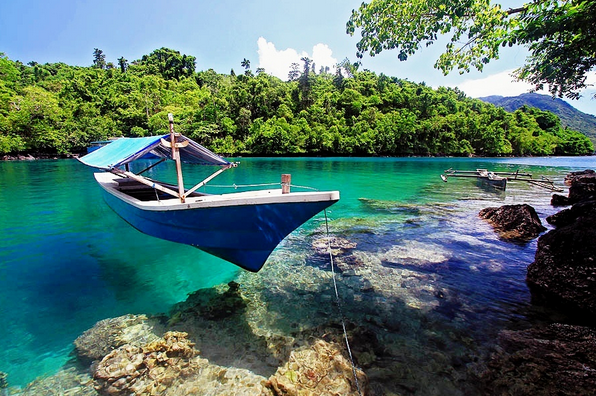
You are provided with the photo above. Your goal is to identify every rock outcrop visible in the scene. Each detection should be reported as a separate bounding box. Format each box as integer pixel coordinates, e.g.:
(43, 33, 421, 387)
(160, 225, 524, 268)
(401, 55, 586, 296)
(479, 204, 546, 241)
(551, 169, 596, 206)
(527, 169, 596, 315)
(527, 200, 596, 315)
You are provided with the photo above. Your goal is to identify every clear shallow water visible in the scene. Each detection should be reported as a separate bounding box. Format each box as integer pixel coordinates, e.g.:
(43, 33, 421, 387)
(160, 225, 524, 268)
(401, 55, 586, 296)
(0, 156, 594, 389)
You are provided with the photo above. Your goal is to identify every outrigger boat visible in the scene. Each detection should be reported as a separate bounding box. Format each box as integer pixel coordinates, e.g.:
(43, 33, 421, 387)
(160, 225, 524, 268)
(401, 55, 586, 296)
(441, 168, 563, 192)
(78, 114, 340, 272)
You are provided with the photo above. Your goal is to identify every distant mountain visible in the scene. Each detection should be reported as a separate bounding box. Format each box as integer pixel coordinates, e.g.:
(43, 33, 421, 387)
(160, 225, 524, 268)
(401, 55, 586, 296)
(479, 93, 596, 145)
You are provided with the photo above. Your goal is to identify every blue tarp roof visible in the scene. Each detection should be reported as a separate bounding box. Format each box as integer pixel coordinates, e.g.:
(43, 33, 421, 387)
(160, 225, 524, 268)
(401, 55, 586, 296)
(78, 134, 230, 170)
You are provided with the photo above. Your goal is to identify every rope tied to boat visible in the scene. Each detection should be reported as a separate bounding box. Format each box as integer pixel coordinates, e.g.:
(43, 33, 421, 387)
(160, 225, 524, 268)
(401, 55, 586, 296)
(324, 209, 363, 396)
(207, 182, 281, 189)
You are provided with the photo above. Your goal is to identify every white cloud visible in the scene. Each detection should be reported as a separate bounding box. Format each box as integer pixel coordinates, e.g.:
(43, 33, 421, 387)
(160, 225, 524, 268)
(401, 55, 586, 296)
(452, 69, 536, 98)
(256, 37, 338, 80)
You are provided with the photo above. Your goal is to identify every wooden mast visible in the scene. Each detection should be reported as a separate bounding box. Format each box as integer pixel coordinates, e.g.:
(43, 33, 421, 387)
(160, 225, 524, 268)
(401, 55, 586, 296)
(168, 113, 186, 203)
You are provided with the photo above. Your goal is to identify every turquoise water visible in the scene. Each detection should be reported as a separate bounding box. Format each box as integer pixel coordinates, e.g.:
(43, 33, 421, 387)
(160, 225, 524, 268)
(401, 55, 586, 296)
(0, 156, 594, 389)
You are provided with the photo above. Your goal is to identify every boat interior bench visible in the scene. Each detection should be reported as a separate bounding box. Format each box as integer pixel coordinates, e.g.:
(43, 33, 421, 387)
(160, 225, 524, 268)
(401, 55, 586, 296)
(114, 177, 210, 201)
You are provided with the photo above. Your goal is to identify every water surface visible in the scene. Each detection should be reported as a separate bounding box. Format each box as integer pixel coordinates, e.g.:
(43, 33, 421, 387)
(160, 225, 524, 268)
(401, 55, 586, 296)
(0, 156, 593, 389)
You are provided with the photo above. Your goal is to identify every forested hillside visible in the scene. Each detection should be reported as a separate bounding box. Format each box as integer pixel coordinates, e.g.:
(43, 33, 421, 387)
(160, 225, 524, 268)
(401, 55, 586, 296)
(0, 48, 593, 157)
(480, 93, 596, 146)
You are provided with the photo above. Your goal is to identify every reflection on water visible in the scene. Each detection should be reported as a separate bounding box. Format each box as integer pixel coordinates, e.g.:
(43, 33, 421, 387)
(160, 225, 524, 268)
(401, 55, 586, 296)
(0, 156, 592, 391)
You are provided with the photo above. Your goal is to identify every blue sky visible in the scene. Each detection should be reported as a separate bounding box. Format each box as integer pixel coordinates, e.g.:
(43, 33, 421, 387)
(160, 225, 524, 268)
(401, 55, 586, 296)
(1, 0, 594, 115)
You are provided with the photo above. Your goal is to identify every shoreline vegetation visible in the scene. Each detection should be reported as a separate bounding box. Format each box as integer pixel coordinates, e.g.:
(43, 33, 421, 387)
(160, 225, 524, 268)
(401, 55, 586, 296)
(1, 48, 594, 158)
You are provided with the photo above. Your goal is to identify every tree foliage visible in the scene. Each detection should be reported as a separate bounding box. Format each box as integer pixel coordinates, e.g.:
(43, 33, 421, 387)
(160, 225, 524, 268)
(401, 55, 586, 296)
(346, 0, 596, 100)
(0, 50, 592, 156)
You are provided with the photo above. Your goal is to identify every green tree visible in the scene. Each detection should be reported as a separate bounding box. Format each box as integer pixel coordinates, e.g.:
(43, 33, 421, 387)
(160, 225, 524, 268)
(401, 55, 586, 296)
(135, 48, 196, 80)
(117, 57, 128, 73)
(93, 48, 106, 69)
(347, 0, 596, 99)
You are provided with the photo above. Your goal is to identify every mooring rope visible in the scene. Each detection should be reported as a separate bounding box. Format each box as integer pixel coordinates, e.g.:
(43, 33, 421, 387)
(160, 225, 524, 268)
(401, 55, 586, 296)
(324, 208, 363, 396)
(202, 182, 320, 192)
(205, 182, 281, 189)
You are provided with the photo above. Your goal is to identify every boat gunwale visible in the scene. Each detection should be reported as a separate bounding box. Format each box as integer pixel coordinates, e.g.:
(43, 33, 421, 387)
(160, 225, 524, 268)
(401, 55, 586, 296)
(94, 172, 340, 212)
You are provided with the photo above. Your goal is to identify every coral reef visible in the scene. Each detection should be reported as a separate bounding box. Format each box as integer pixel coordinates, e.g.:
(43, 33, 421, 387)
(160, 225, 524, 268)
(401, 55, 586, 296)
(479, 204, 546, 241)
(93, 331, 200, 395)
(13, 368, 95, 396)
(93, 331, 273, 395)
(264, 339, 368, 396)
(74, 314, 165, 365)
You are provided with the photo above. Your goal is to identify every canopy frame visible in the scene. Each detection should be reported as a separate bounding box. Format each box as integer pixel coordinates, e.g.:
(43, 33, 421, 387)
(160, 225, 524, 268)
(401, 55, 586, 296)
(79, 114, 235, 203)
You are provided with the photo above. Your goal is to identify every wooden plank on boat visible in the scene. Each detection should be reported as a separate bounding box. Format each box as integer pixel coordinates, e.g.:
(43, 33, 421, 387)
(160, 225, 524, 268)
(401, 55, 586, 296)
(282, 174, 291, 194)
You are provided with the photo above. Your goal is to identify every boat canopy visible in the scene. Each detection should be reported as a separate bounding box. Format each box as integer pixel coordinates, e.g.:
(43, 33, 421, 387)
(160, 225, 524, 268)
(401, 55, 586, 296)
(78, 134, 230, 170)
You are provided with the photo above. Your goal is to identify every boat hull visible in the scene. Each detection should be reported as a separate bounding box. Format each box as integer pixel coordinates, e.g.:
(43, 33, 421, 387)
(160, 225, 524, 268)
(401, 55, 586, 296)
(95, 173, 339, 272)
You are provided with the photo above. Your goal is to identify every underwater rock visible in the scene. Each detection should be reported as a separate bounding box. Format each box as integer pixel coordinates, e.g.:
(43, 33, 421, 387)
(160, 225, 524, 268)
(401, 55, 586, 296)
(0, 372, 6, 389)
(479, 204, 546, 241)
(527, 201, 596, 315)
(74, 314, 165, 365)
(170, 281, 246, 322)
(93, 331, 200, 395)
(381, 240, 450, 267)
(94, 330, 273, 396)
(14, 367, 95, 396)
(264, 339, 368, 396)
(311, 236, 357, 256)
(473, 323, 596, 395)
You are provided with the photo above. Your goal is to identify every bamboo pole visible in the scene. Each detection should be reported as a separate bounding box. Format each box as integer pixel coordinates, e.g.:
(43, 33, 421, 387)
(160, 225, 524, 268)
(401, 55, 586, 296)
(168, 113, 185, 203)
(184, 164, 234, 197)
(115, 170, 181, 199)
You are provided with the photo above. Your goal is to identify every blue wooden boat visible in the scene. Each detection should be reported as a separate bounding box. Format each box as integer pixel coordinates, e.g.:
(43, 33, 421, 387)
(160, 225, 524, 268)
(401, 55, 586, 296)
(79, 114, 339, 272)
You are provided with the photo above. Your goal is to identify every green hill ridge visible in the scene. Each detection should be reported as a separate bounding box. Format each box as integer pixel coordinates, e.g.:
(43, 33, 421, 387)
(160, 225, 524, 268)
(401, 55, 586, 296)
(480, 93, 596, 146)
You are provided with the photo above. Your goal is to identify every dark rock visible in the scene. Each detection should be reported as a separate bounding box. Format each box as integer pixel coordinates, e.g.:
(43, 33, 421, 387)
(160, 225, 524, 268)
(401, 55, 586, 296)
(565, 169, 596, 204)
(550, 193, 570, 206)
(0, 371, 7, 389)
(527, 212, 596, 315)
(473, 323, 596, 396)
(546, 200, 596, 227)
(479, 204, 546, 241)
(169, 281, 246, 321)
(528, 170, 596, 315)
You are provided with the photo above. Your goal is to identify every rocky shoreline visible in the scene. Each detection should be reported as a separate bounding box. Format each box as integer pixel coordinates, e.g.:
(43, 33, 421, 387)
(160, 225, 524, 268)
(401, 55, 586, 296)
(475, 169, 596, 394)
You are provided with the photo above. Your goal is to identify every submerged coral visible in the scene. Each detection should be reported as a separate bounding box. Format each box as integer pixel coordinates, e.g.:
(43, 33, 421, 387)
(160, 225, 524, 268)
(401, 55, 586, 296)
(93, 331, 274, 396)
(74, 314, 165, 365)
(14, 368, 95, 396)
(264, 339, 368, 396)
(93, 331, 200, 395)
